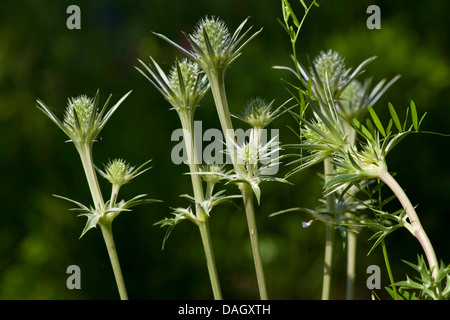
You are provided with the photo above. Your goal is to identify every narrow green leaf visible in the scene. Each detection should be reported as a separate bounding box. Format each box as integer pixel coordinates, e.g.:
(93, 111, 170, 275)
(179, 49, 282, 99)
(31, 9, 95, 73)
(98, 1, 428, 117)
(353, 118, 374, 142)
(386, 119, 393, 135)
(410, 100, 418, 131)
(269, 207, 302, 217)
(418, 112, 427, 129)
(388, 102, 402, 132)
(368, 106, 386, 137)
(299, 0, 308, 10)
(403, 107, 410, 132)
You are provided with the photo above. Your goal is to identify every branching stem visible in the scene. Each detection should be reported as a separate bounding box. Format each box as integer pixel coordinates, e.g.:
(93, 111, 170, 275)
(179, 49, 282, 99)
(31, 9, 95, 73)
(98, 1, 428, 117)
(208, 70, 268, 299)
(76, 142, 128, 300)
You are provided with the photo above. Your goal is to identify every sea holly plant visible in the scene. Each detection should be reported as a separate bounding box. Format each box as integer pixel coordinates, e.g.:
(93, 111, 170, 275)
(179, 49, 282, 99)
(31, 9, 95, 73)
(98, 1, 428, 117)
(286, 75, 442, 298)
(136, 57, 243, 300)
(273, 0, 444, 301)
(36, 90, 160, 300)
(150, 15, 286, 300)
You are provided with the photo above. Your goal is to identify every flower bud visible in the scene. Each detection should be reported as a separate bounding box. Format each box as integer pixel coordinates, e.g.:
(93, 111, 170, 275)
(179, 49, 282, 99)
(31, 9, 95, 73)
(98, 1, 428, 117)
(64, 95, 95, 129)
(312, 50, 346, 86)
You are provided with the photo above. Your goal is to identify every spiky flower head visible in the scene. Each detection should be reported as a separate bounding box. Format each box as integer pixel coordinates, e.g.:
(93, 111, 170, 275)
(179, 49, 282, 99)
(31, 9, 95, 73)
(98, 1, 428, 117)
(191, 17, 231, 58)
(200, 163, 226, 185)
(136, 58, 209, 114)
(99, 159, 152, 187)
(153, 16, 262, 76)
(168, 58, 209, 108)
(64, 95, 95, 129)
(230, 132, 280, 169)
(37, 90, 132, 147)
(313, 49, 346, 88)
(338, 75, 402, 124)
(235, 97, 288, 129)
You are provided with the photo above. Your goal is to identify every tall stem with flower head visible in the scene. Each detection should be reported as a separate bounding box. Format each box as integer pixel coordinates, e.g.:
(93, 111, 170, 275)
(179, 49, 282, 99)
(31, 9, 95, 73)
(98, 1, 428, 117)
(37, 91, 157, 300)
(180, 110, 223, 300)
(136, 57, 223, 299)
(153, 16, 269, 299)
(209, 73, 268, 300)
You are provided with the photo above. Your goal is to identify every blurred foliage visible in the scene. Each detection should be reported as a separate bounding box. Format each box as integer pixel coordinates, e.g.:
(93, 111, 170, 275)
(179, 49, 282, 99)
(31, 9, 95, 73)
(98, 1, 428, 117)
(0, 0, 449, 299)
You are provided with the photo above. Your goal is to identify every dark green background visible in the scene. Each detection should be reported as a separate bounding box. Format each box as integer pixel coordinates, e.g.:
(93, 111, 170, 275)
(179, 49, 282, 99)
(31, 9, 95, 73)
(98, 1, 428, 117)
(0, 0, 449, 299)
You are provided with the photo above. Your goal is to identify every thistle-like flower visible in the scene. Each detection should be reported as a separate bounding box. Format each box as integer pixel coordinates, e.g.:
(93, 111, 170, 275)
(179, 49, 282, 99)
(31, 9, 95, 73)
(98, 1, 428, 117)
(234, 97, 290, 130)
(136, 57, 209, 115)
(153, 16, 262, 76)
(312, 50, 347, 91)
(99, 159, 152, 187)
(37, 90, 132, 147)
(338, 75, 401, 124)
(324, 101, 426, 195)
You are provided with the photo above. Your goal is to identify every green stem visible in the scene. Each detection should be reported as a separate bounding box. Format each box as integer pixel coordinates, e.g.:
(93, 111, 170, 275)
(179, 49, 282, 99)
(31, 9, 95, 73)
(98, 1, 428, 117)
(242, 184, 268, 300)
(179, 111, 223, 300)
(198, 219, 223, 300)
(208, 72, 245, 175)
(76, 143, 104, 211)
(99, 218, 128, 300)
(110, 184, 120, 207)
(378, 168, 439, 281)
(381, 239, 398, 300)
(322, 158, 335, 300)
(346, 230, 357, 300)
(208, 71, 268, 299)
(75, 142, 128, 300)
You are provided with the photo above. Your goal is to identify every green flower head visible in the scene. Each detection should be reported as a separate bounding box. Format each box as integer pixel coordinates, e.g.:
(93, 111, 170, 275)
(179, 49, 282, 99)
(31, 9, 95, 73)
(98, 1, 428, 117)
(99, 159, 152, 187)
(37, 90, 132, 146)
(136, 58, 209, 113)
(153, 16, 262, 75)
(312, 49, 346, 87)
(235, 97, 289, 129)
(64, 95, 95, 130)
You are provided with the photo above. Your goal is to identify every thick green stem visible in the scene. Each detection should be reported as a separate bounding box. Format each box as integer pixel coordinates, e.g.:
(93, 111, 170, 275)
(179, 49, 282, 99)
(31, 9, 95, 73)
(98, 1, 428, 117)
(75, 142, 128, 300)
(242, 184, 268, 300)
(99, 218, 128, 300)
(208, 72, 245, 175)
(179, 111, 223, 300)
(378, 169, 439, 281)
(76, 143, 104, 211)
(180, 113, 205, 202)
(346, 231, 357, 300)
(208, 71, 267, 299)
(198, 219, 223, 300)
(322, 158, 336, 300)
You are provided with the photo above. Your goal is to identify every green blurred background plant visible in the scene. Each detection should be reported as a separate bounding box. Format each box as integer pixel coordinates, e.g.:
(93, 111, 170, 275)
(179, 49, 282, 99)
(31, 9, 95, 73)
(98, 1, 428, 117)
(0, 0, 449, 299)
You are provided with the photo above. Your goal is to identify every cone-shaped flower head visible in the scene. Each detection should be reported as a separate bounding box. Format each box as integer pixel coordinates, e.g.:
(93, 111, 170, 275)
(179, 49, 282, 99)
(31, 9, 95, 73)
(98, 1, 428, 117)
(64, 95, 95, 130)
(312, 49, 346, 89)
(200, 163, 226, 185)
(99, 159, 152, 188)
(136, 58, 209, 114)
(153, 16, 262, 76)
(235, 97, 290, 129)
(37, 90, 132, 147)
